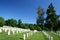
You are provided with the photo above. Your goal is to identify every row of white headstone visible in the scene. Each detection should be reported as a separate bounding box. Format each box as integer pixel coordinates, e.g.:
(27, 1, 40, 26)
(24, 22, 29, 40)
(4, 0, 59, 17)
(23, 30, 37, 40)
(0, 28, 22, 35)
(0, 26, 31, 35)
(51, 31, 60, 36)
(42, 31, 53, 40)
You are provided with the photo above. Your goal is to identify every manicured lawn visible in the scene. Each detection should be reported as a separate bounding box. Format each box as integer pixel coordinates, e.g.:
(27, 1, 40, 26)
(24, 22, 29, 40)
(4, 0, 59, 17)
(1, 31, 60, 40)
(0, 31, 48, 40)
(47, 32, 60, 40)
(0, 31, 28, 40)
(26, 31, 48, 40)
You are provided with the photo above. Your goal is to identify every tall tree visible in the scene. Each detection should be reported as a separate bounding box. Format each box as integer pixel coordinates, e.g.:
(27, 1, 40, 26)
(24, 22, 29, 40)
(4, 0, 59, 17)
(17, 19, 23, 28)
(46, 3, 58, 31)
(0, 17, 5, 27)
(36, 7, 44, 30)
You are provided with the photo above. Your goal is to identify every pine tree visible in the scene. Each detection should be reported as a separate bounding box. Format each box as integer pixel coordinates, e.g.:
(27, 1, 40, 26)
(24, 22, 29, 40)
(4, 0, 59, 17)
(46, 3, 58, 31)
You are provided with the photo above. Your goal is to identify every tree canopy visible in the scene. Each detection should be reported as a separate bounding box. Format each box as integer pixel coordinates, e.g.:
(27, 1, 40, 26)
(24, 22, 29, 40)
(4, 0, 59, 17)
(5, 19, 17, 27)
(46, 3, 58, 31)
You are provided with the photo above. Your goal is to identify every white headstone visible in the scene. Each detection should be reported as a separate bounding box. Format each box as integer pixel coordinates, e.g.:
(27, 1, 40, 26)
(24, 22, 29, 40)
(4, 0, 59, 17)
(47, 34, 49, 38)
(48, 35, 50, 40)
(8, 30, 10, 35)
(23, 34, 26, 40)
(19, 31, 21, 33)
(29, 33, 30, 36)
(27, 33, 28, 38)
(13, 31, 15, 34)
(2, 28, 4, 30)
(16, 30, 18, 33)
(30, 32, 32, 35)
(0, 29, 2, 32)
(51, 37, 53, 40)
(5, 29, 8, 32)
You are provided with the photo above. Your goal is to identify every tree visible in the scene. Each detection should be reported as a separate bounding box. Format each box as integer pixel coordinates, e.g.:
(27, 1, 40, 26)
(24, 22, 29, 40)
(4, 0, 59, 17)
(33, 24, 37, 30)
(46, 3, 58, 31)
(17, 19, 23, 28)
(36, 7, 44, 30)
(36, 25, 42, 31)
(23, 24, 29, 29)
(29, 24, 34, 30)
(0, 17, 5, 27)
(5, 19, 17, 27)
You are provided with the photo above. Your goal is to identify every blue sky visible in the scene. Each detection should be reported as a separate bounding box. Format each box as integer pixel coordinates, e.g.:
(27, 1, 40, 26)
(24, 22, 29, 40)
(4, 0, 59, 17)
(0, 0, 60, 24)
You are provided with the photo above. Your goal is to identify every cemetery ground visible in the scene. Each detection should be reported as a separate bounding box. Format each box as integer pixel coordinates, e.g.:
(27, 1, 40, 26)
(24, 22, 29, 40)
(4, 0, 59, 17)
(0, 31, 26, 40)
(0, 31, 60, 40)
(0, 26, 60, 40)
(47, 31, 60, 40)
(0, 31, 48, 40)
(26, 31, 48, 40)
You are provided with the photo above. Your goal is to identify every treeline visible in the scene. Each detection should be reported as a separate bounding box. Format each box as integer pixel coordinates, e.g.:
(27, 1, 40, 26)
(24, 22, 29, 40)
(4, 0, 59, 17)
(0, 17, 41, 31)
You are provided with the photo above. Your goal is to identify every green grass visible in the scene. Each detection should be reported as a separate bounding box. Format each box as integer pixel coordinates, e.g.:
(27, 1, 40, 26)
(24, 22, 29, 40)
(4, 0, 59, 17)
(47, 31, 60, 40)
(0, 31, 48, 40)
(1, 31, 60, 40)
(0, 31, 28, 40)
(26, 31, 48, 40)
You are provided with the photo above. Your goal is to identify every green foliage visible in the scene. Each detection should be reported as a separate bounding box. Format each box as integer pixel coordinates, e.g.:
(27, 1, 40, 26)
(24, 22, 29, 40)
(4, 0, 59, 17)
(5, 19, 17, 27)
(37, 7, 44, 25)
(37, 26, 42, 31)
(57, 20, 60, 30)
(17, 19, 23, 28)
(0, 17, 5, 27)
(29, 24, 34, 30)
(46, 3, 58, 31)
(28, 24, 42, 31)
(36, 7, 44, 30)
(32, 24, 37, 30)
(23, 24, 29, 29)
